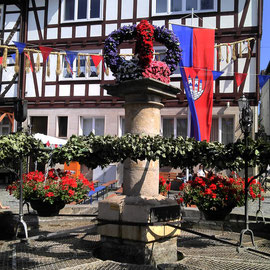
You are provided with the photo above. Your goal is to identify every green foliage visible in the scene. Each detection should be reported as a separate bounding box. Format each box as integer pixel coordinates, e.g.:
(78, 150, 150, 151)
(1, 132, 270, 173)
(0, 132, 49, 168)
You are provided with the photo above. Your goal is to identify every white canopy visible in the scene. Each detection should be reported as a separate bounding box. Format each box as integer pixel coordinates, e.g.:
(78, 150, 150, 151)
(33, 133, 67, 147)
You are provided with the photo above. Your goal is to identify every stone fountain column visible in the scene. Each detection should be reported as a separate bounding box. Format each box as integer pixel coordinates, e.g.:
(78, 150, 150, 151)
(97, 78, 181, 266)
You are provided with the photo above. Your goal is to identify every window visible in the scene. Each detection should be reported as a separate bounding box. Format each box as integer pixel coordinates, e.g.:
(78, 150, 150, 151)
(162, 117, 187, 138)
(81, 117, 104, 136)
(120, 117, 125, 136)
(210, 118, 218, 142)
(222, 118, 234, 145)
(0, 116, 11, 135)
(63, 0, 102, 21)
(31, 116, 48, 135)
(153, 0, 215, 15)
(0, 5, 3, 32)
(58, 116, 68, 137)
(62, 51, 101, 80)
(210, 117, 234, 144)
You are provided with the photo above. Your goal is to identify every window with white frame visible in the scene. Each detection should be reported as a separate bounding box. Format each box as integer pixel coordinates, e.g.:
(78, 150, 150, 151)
(153, 0, 216, 15)
(63, 0, 102, 22)
(210, 117, 234, 144)
(0, 116, 11, 135)
(58, 116, 68, 138)
(62, 50, 102, 80)
(80, 117, 104, 136)
(162, 117, 187, 138)
(119, 117, 125, 136)
(0, 5, 3, 32)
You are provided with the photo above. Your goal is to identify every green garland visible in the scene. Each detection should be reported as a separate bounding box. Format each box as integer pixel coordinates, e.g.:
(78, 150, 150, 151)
(1, 133, 270, 174)
(51, 134, 270, 172)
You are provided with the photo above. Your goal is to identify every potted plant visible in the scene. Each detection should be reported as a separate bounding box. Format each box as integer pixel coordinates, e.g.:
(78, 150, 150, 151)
(177, 172, 264, 220)
(159, 176, 171, 196)
(7, 169, 94, 216)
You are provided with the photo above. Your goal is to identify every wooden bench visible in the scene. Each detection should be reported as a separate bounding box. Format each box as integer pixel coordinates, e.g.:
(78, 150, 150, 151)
(88, 185, 106, 204)
(102, 179, 118, 194)
(92, 180, 99, 186)
(87, 180, 118, 203)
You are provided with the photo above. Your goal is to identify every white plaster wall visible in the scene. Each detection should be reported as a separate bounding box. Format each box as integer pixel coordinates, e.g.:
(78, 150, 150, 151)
(238, 0, 258, 27)
(219, 80, 234, 93)
(2, 84, 17, 98)
(137, 0, 149, 18)
(168, 19, 181, 30)
(47, 28, 58, 39)
(152, 20, 165, 27)
(121, 0, 133, 19)
(28, 11, 44, 41)
(238, 58, 256, 93)
(46, 54, 57, 82)
(220, 15, 234, 28)
(203, 16, 216, 29)
(48, 0, 59, 25)
(4, 31, 19, 43)
(25, 72, 36, 97)
(238, 40, 257, 55)
(220, 46, 234, 75)
(26, 71, 42, 98)
(74, 85, 85, 96)
(121, 22, 133, 27)
(59, 85, 71, 96)
(105, 24, 117, 36)
(185, 18, 199, 27)
(6, 5, 19, 12)
(2, 65, 15, 82)
(61, 27, 72, 38)
(90, 25, 102, 37)
(106, 0, 118, 21)
(221, 0, 234, 12)
(76, 26, 87, 38)
(89, 84, 100, 96)
(120, 48, 132, 61)
(4, 13, 20, 29)
(45, 85, 56, 97)
(104, 68, 115, 81)
(29, 0, 45, 8)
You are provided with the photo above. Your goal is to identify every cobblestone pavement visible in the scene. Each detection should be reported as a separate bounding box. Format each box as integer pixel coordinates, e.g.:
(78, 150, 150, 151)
(0, 227, 270, 270)
(1, 185, 270, 269)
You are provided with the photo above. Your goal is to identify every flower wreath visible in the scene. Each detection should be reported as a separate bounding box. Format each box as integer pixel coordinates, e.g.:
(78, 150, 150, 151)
(104, 20, 181, 83)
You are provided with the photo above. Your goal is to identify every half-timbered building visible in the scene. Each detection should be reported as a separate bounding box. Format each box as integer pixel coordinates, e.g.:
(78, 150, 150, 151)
(0, 0, 263, 178)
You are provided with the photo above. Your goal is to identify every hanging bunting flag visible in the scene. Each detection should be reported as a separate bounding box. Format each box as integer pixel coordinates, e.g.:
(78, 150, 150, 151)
(65, 50, 78, 67)
(13, 41, 26, 54)
(258, 75, 270, 89)
(235, 72, 247, 87)
(11, 53, 16, 62)
(0, 56, 3, 65)
(39, 46, 53, 62)
(90, 55, 103, 67)
(24, 52, 33, 72)
(65, 55, 73, 74)
(212, 71, 224, 80)
(172, 24, 215, 142)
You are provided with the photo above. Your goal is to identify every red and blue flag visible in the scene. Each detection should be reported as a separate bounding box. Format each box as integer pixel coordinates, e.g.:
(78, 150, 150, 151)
(172, 25, 215, 141)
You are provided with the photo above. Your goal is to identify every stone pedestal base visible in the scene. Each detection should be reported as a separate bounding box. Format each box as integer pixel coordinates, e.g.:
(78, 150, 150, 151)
(94, 236, 178, 266)
(97, 195, 181, 265)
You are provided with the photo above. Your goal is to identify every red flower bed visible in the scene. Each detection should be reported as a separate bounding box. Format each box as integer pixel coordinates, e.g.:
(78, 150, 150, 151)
(7, 169, 94, 204)
(176, 172, 264, 211)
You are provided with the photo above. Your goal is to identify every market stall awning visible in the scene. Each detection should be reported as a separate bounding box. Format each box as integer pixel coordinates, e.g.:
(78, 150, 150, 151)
(33, 133, 67, 148)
